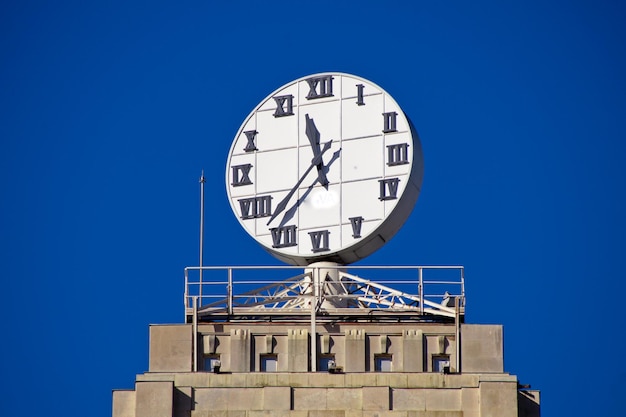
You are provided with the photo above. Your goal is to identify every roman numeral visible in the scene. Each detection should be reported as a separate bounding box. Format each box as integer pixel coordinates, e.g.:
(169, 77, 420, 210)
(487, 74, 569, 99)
(356, 83, 365, 106)
(387, 143, 409, 166)
(349, 216, 364, 238)
(243, 130, 258, 152)
(270, 225, 297, 248)
(273, 94, 294, 117)
(231, 164, 252, 186)
(305, 75, 334, 99)
(382, 111, 398, 133)
(238, 195, 272, 219)
(379, 178, 400, 200)
(308, 230, 330, 252)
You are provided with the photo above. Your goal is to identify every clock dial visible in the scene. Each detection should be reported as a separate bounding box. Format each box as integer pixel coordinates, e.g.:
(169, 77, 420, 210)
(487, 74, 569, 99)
(226, 73, 423, 266)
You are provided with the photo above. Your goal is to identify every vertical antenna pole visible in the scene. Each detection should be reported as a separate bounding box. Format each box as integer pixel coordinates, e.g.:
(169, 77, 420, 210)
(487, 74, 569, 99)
(199, 171, 206, 305)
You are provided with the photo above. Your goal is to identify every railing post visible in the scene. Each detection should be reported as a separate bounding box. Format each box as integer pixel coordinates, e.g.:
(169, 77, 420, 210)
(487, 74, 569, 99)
(198, 267, 203, 310)
(227, 268, 233, 316)
(460, 267, 465, 306)
(419, 267, 424, 315)
(455, 295, 461, 373)
(193, 296, 198, 372)
(184, 268, 189, 310)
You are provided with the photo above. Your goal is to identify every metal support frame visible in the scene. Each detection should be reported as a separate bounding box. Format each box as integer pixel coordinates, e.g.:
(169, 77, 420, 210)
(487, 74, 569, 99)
(184, 265, 465, 322)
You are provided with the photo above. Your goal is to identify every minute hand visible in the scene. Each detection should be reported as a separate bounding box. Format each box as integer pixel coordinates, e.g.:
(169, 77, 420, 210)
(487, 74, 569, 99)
(266, 140, 333, 226)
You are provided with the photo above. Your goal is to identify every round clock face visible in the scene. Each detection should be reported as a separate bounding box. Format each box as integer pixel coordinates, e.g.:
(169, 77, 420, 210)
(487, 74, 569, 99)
(226, 73, 423, 266)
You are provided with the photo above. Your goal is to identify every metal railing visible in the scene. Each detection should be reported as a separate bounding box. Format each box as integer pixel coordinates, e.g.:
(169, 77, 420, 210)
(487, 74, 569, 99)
(184, 265, 465, 320)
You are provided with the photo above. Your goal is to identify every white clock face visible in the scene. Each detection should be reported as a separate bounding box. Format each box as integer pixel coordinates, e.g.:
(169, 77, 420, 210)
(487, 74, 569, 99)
(226, 73, 423, 266)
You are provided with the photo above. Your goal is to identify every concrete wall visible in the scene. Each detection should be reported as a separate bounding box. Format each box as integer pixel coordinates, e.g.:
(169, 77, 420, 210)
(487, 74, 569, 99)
(113, 322, 535, 417)
(135, 381, 173, 417)
(116, 372, 521, 417)
(112, 390, 135, 417)
(460, 325, 503, 373)
(147, 323, 506, 375)
(149, 324, 192, 372)
(187, 322, 460, 374)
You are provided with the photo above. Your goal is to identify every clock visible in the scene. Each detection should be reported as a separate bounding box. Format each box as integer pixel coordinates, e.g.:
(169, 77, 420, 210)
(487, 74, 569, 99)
(226, 72, 423, 266)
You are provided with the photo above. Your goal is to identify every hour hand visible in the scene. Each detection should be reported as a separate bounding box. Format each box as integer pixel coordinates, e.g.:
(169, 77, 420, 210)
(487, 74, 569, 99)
(305, 114, 329, 187)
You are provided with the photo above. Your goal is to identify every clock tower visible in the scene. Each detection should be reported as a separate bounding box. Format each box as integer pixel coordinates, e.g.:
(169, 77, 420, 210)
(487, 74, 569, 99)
(112, 73, 540, 417)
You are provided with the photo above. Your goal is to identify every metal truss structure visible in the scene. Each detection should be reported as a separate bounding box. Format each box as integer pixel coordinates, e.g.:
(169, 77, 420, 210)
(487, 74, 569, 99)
(185, 265, 465, 323)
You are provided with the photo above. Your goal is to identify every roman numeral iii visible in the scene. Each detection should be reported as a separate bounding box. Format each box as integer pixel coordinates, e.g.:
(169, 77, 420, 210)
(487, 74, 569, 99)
(387, 143, 409, 166)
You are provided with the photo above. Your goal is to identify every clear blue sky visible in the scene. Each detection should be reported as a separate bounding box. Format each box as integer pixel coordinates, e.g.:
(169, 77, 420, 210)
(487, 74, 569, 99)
(1, 1, 625, 416)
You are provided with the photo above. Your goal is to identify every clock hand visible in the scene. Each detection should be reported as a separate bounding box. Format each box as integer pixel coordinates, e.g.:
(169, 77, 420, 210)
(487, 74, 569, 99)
(277, 147, 342, 228)
(267, 140, 333, 226)
(305, 114, 329, 187)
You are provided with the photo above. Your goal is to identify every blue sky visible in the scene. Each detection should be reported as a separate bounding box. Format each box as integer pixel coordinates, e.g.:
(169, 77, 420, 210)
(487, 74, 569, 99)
(1, 1, 625, 416)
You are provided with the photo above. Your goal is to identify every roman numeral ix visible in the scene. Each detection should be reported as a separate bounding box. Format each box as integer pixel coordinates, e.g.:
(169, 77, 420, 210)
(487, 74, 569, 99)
(379, 178, 400, 200)
(305, 75, 334, 99)
(231, 164, 252, 186)
(308, 230, 330, 253)
(273, 94, 294, 117)
(387, 143, 409, 166)
(238, 196, 272, 219)
(271, 225, 297, 248)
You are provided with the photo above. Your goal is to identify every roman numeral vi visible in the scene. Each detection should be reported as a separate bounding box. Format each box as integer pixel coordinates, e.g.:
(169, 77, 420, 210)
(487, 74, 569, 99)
(308, 230, 330, 252)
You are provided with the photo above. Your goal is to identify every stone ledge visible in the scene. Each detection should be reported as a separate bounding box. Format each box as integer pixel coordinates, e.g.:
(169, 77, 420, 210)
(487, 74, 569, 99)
(477, 374, 517, 382)
(136, 373, 175, 382)
(190, 412, 463, 417)
(135, 372, 512, 390)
